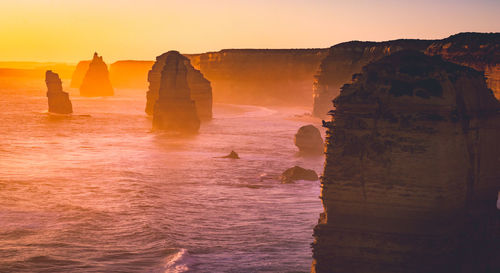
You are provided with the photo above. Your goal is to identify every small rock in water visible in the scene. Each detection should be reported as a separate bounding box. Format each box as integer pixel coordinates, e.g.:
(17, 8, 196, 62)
(220, 150, 240, 159)
(280, 166, 318, 184)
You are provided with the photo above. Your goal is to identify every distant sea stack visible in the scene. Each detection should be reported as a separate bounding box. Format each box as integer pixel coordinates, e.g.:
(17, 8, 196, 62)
(312, 39, 433, 117)
(45, 70, 72, 114)
(186, 49, 328, 106)
(312, 51, 500, 273)
(79, 53, 114, 97)
(147, 51, 212, 120)
(70, 60, 90, 88)
(152, 51, 200, 132)
(426, 32, 500, 100)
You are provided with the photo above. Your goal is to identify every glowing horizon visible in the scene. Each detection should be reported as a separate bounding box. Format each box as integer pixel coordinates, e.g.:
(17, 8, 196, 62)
(0, 0, 499, 63)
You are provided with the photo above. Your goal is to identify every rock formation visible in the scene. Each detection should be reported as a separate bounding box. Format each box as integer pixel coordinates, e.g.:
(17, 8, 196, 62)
(45, 70, 72, 114)
(294, 125, 324, 155)
(70, 60, 90, 88)
(426, 32, 500, 100)
(146, 51, 212, 120)
(280, 166, 318, 184)
(312, 51, 500, 273)
(219, 151, 240, 159)
(312, 40, 434, 118)
(186, 49, 328, 106)
(152, 51, 200, 133)
(79, 53, 114, 97)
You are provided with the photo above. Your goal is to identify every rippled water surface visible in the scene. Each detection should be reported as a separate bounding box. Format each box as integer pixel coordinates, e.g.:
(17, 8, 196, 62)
(0, 89, 324, 272)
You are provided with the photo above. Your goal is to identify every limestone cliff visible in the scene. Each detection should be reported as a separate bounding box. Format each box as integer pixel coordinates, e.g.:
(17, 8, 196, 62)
(187, 49, 328, 106)
(312, 40, 433, 117)
(152, 51, 200, 132)
(46, 70, 72, 114)
(109, 60, 154, 90)
(79, 53, 114, 97)
(147, 51, 212, 120)
(426, 32, 500, 100)
(312, 51, 500, 273)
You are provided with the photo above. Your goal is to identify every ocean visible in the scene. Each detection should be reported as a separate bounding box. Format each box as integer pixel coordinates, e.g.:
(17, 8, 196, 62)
(0, 88, 324, 272)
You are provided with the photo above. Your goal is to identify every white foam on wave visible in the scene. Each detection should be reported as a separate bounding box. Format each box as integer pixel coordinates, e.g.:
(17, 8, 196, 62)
(163, 248, 191, 273)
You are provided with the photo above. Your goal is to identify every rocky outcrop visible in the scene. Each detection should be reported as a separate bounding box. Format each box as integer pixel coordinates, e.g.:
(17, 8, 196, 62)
(70, 60, 90, 88)
(187, 49, 328, 106)
(79, 53, 114, 96)
(152, 51, 200, 133)
(312, 51, 500, 273)
(426, 32, 500, 100)
(219, 151, 240, 159)
(109, 60, 154, 90)
(45, 70, 72, 114)
(280, 166, 318, 183)
(146, 51, 212, 120)
(312, 40, 433, 117)
(294, 125, 324, 155)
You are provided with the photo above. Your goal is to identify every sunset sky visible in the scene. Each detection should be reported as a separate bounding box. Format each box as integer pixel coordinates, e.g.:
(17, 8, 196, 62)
(0, 0, 498, 62)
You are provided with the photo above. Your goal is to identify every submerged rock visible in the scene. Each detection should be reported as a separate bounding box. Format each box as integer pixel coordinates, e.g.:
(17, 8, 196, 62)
(294, 125, 323, 155)
(220, 151, 240, 159)
(45, 70, 72, 114)
(312, 51, 500, 273)
(280, 166, 318, 184)
(152, 51, 200, 133)
(80, 52, 114, 97)
(146, 51, 212, 120)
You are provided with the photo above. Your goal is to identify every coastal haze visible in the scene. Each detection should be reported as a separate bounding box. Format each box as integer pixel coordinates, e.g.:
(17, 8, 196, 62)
(0, 1, 499, 273)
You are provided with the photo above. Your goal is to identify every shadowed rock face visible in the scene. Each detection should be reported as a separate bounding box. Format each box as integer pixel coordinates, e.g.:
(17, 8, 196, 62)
(294, 125, 324, 155)
(426, 32, 500, 100)
(45, 70, 72, 114)
(312, 51, 500, 273)
(312, 40, 434, 118)
(152, 51, 200, 133)
(79, 53, 114, 97)
(147, 51, 212, 120)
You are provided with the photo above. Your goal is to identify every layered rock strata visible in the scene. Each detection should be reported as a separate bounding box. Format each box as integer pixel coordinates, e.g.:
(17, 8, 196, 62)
(187, 49, 328, 106)
(312, 51, 500, 273)
(426, 32, 500, 100)
(79, 53, 114, 96)
(45, 70, 72, 114)
(146, 51, 212, 120)
(312, 40, 433, 117)
(152, 51, 200, 132)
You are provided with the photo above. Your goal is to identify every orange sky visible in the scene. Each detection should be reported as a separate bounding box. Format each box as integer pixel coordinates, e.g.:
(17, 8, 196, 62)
(0, 0, 498, 63)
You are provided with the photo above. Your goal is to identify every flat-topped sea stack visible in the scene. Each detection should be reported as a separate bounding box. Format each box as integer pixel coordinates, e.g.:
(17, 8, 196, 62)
(152, 51, 200, 133)
(312, 51, 500, 273)
(45, 70, 72, 114)
(79, 53, 114, 97)
(426, 32, 500, 100)
(147, 51, 212, 120)
(312, 39, 433, 117)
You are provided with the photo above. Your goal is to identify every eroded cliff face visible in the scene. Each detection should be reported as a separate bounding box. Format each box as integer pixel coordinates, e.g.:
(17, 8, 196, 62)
(46, 70, 72, 114)
(147, 51, 212, 120)
(312, 40, 433, 117)
(426, 32, 500, 100)
(312, 51, 500, 273)
(187, 49, 328, 106)
(152, 51, 200, 132)
(80, 53, 114, 97)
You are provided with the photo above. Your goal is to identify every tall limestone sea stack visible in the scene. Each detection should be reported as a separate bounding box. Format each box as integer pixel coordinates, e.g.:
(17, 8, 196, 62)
(80, 53, 114, 97)
(312, 51, 500, 273)
(152, 51, 200, 133)
(146, 51, 212, 120)
(45, 70, 72, 114)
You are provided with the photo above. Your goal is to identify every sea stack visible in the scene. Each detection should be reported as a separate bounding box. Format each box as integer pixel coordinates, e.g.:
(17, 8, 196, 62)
(152, 51, 200, 133)
(312, 51, 500, 273)
(45, 70, 72, 114)
(147, 51, 212, 120)
(79, 52, 114, 97)
(294, 125, 324, 155)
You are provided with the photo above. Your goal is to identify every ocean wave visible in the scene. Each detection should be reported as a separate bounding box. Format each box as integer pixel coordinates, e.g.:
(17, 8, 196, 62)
(163, 248, 191, 273)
